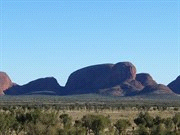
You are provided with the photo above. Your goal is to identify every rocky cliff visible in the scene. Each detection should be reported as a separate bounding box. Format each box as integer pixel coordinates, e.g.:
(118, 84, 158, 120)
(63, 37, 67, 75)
(0, 72, 13, 94)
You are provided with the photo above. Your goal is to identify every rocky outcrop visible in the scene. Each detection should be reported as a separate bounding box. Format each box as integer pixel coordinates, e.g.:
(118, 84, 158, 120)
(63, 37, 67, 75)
(5, 77, 64, 95)
(119, 80, 144, 95)
(138, 84, 174, 95)
(65, 62, 138, 94)
(135, 73, 174, 95)
(99, 85, 124, 96)
(3, 61, 177, 97)
(136, 73, 157, 86)
(168, 76, 180, 94)
(65, 62, 175, 96)
(0, 72, 13, 94)
(65, 64, 114, 91)
(109, 62, 136, 86)
(99, 80, 144, 96)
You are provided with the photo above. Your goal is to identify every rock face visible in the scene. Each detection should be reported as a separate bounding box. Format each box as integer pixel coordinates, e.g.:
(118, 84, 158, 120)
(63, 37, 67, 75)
(120, 80, 144, 95)
(0, 72, 13, 94)
(5, 77, 64, 95)
(136, 73, 157, 86)
(4, 61, 176, 96)
(99, 85, 124, 96)
(65, 64, 114, 92)
(138, 84, 174, 95)
(99, 81, 144, 96)
(109, 62, 136, 86)
(65, 62, 138, 95)
(135, 73, 174, 95)
(65, 62, 175, 96)
(168, 76, 180, 94)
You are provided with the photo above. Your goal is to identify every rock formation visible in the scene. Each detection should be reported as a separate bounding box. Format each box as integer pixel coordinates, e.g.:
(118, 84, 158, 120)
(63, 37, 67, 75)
(65, 64, 114, 91)
(168, 76, 180, 94)
(65, 62, 175, 96)
(109, 62, 136, 86)
(4, 61, 176, 96)
(138, 84, 174, 95)
(65, 62, 139, 95)
(5, 77, 63, 95)
(136, 73, 157, 86)
(135, 73, 174, 95)
(0, 72, 13, 94)
(99, 85, 124, 96)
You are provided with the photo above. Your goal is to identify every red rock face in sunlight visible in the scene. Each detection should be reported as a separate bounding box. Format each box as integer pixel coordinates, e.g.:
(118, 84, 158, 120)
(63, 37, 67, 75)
(0, 72, 13, 94)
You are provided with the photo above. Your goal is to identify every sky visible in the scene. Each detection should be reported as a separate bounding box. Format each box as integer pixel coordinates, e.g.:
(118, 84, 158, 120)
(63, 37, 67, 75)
(0, 0, 179, 86)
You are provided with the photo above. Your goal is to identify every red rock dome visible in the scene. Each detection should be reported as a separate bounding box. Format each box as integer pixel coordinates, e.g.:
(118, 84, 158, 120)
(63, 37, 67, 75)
(0, 72, 13, 94)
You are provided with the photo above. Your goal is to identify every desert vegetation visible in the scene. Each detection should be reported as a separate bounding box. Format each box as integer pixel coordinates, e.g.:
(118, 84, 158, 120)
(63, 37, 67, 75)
(0, 102, 180, 135)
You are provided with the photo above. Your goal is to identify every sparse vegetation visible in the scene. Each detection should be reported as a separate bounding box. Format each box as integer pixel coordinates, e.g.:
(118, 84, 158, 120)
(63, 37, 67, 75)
(0, 107, 179, 135)
(0, 95, 180, 134)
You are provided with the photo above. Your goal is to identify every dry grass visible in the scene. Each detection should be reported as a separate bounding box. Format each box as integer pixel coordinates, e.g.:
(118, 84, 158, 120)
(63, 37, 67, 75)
(59, 109, 180, 126)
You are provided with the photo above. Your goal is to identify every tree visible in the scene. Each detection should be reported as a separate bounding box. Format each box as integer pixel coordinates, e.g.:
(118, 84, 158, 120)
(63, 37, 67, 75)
(12, 120, 23, 135)
(135, 124, 149, 135)
(59, 113, 72, 129)
(26, 111, 59, 135)
(81, 114, 94, 135)
(134, 112, 154, 135)
(81, 114, 110, 135)
(15, 112, 32, 134)
(134, 112, 154, 128)
(31, 109, 41, 124)
(151, 123, 166, 135)
(91, 115, 110, 135)
(172, 113, 180, 131)
(0, 112, 16, 135)
(153, 116, 163, 125)
(163, 117, 173, 131)
(74, 120, 86, 135)
(114, 119, 131, 135)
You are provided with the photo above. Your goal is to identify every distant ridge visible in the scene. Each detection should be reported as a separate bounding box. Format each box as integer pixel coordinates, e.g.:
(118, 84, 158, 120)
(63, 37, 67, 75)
(5, 77, 64, 95)
(2, 61, 178, 97)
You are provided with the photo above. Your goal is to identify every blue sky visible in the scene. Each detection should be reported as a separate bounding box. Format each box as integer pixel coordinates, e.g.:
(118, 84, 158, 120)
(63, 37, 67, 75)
(0, 0, 179, 86)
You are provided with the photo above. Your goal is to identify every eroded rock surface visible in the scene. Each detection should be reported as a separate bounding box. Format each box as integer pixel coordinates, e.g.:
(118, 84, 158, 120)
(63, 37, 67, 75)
(0, 72, 13, 94)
